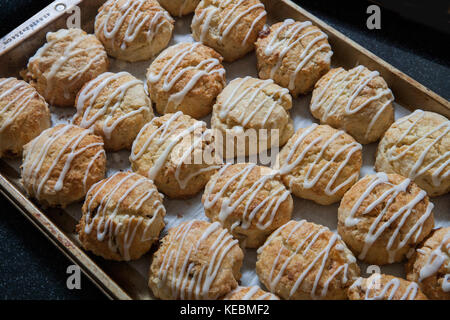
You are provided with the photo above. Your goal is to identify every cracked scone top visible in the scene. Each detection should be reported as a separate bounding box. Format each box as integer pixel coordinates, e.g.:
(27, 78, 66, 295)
(158, 0, 200, 17)
(202, 163, 293, 248)
(149, 220, 244, 300)
(147, 42, 226, 119)
(256, 19, 333, 97)
(223, 286, 279, 300)
(338, 173, 435, 265)
(21, 124, 106, 207)
(275, 124, 362, 205)
(375, 110, 450, 197)
(256, 220, 360, 300)
(23, 28, 108, 107)
(406, 227, 450, 300)
(73, 72, 154, 151)
(191, 0, 267, 62)
(310, 65, 395, 144)
(0, 78, 51, 158)
(77, 172, 165, 261)
(95, 0, 174, 62)
(211, 77, 294, 157)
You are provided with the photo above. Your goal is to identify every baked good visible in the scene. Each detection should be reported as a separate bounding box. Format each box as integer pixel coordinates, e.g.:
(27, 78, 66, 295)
(348, 274, 428, 300)
(157, 0, 200, 17)
(202, 163, 293, 248)
(338, 172, 435, 265)
(191, 0, 267, 62)
(256, 19, 332, 97)
(256, 220, 360, 300)
(130, 112, 222, 198)
(22, 28, 108, 107)
(73, 71, 154, 151)
(211, 77, 294, 157)
(310, 65, 395, 144)
(147, 42, 226, 119)
(95, 0, 174, 62)
(375, 110, 450, 197)
(148, 220, 244, 299)
(21, 124, 106, 207)
(406, 227, 450, 300)
(223, 286, 279, 300)
(77, 172, 165, 261)
(275, 124, 362, 205)
(0, 78, 51, 158)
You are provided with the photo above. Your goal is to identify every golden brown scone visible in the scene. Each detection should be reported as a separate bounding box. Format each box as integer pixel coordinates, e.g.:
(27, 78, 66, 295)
(202, 163, 293, 248)
(256, 220, 360, 300)
(73, 72, 153, 151)
(149, 220, 244, 299)
(77, 172, 165, 261)
(158, 0, 200, 16)
(406, 227, 450, 300)
(21, 124, 106, 207)
(310, 66, 395, 144)
(223, 286, 280, 300)
(348, 274, 428, 300)
(375, 110, 450, 197)
(256, 19, 332, 97)
(274, 124, 362, 205)
(130, 112, 222, 198)
(191, 0, 267, 62)
(22, 28, 108, 107)
(338, 173, 435, 265)
(147, 42, 226, 119)
(95, 0, 174, 62)
(0, 78, 51, 158)
(211, 77, 294, 157)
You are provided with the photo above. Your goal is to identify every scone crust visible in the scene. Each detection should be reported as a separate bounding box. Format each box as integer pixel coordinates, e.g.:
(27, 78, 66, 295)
(375, 110, 450, 197)
(147, 42, 226, 119)
(0, 78, 51, 158)
(202, 163, 293, 248)
(158, 0, 200, 16)
(149, 220, 244, 299)
(23, 28, 108, 107)
(223, 286, 279, 300)
(256, 220, 360, 300)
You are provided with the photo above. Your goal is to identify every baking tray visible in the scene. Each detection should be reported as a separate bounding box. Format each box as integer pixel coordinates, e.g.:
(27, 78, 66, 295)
(0, 0, 449, 300)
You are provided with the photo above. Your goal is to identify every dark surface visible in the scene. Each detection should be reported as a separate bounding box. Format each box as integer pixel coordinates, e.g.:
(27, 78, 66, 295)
(0, 0, 449, 300)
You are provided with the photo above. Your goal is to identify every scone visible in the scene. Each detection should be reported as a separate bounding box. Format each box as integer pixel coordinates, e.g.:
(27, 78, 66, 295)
(275, 124, 362, 205)
(21, 124, 106, 207)
(348, 274, 428, 300)
(223, 286, 279, 300)
(191, 0, 267, 62)
(73, 72, 154, 151)
(95, 0, 174, 62)
(147, 42, 226, 119)
(148, 220, 244, 299)
(130, 112, 222, 198)
(406, 227, 450, 300)
(211, 77, 294, 157)
(158, 0, 200, 17)
(256, 220, 360, 300)
(202, 163, 293, 248)
(375, 110, 450, 197)
(77, 172, 165, 261)
(310, 65, 395, 144)
(256, 19, 333, 97)
(0, 78, 51, 158)
(338, 173, 435, 265)
(22, 28, 108, 107)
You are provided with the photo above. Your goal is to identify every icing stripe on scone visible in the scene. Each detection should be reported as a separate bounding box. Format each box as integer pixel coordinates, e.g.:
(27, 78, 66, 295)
(227, 286, 279, 300)
(350, 275, 419, 300)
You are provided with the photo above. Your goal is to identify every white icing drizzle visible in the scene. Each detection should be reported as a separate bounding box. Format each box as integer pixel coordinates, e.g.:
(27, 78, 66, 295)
(350, 275, 419, 300)
(157, 220, 239, 299)
(227, 286, 279, 300)
(83, 172, 165, 260)
(386, 110, 450, 187)
(344, 172, 434, 263)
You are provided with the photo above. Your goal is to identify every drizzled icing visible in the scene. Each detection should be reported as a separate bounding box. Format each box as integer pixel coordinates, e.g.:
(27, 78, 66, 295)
(83, 172, 165, 261)
(225, 286, 279, 300)
(344, 172, 433, 263)
(258, 220, 355, 299)
(350, 275, 419, 300)
(155, 220, 239, 299)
